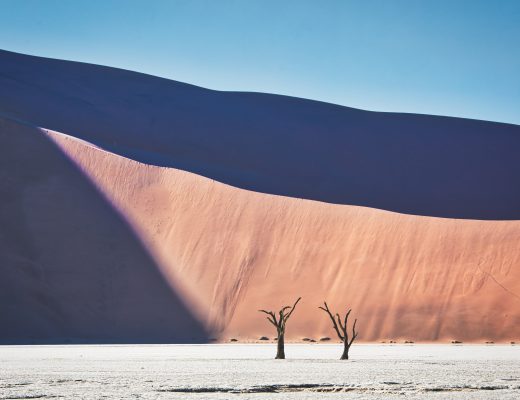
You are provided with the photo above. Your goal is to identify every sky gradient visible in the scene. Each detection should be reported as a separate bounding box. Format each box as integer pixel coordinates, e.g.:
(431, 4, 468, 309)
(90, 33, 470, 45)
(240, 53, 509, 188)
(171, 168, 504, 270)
(1, 0, 519, 124)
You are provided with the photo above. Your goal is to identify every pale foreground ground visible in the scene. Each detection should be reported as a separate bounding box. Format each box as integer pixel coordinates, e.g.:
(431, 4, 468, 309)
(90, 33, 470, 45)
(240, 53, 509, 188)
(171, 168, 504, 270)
(1, 344, 519, 399)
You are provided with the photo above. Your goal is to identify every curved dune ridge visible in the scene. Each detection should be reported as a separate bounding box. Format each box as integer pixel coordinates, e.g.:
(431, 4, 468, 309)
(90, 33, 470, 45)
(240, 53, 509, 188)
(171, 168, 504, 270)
(1, 49, 520, 220)
(0, 50, 519, 343)
(0, 118, 208, 343)
(42, 124, 520, 342)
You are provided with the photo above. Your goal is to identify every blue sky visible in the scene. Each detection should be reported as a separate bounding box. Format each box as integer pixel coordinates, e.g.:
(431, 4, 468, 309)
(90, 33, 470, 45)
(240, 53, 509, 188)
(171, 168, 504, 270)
(1, 0, 519, 124)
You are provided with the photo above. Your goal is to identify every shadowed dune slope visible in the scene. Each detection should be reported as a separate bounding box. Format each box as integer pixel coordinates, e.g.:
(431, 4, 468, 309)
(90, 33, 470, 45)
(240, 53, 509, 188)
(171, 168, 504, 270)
(0, 118, 208, 344)
(46, 127, 520, 342)
(1, 49, 520, 219)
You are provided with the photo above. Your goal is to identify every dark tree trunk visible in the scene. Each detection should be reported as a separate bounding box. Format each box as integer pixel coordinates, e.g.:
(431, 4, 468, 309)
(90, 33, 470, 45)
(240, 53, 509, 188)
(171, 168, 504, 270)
(340, 340, 349, 360)
(259, 297, 301, 359)
(319, 302, 358, 360)
(276, 333, 285, 359)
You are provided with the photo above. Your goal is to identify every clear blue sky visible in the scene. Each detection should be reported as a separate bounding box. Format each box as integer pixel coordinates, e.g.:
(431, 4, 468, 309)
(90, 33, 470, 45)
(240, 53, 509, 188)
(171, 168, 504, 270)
(1, 0, 519, 124)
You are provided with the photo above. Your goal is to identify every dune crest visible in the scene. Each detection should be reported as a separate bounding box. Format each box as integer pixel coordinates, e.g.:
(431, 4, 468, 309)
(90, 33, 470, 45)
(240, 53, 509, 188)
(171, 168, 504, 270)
(46, 127, 520, 342)
(1, 49, 520, 220)
(1, 50, 519, 343)
(0, 118, 208, 343)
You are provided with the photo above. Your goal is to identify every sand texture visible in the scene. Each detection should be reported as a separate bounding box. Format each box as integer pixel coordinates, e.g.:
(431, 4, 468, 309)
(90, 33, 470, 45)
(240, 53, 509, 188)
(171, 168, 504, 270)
(1, 49, 519, 343)
(1, 49, 520, 220)
(45, 126, 520, 342)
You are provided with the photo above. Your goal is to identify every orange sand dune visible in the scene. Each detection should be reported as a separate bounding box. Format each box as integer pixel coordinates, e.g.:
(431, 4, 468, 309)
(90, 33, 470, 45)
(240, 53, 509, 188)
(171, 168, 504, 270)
(48, 128, 520, 343)
(3, 49, 520, 221)
(0, 118, 207, 343)
(2, 51, 519, 344)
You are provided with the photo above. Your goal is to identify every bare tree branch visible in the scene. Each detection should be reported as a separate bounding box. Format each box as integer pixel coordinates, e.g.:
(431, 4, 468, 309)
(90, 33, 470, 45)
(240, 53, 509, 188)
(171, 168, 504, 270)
(284, 297, 301, 322)
(319, 302, 344, 340)
(259, 298, 302, 359)
(258, 309, 276, 319)
(258, 309, 278, 326)
(319, 302, 359, 360)
(280, 306, 292, 314)
(335, 313, 343, 331)
(349, 318, 358, 346)
(343, 309, 352, 331)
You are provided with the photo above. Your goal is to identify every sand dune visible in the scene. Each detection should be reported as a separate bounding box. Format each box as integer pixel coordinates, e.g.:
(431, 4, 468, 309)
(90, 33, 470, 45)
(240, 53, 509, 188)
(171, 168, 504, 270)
(43, 125, 520, 342)
(1, 49, 520, 219)
(0, 118, 207, 343)
(1, 50, 519, 343)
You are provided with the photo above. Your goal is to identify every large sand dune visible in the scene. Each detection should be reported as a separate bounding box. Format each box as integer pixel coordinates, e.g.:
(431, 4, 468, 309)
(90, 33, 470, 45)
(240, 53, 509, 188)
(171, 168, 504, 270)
(42, 123, 520, 342)
(1, 50, 519, 343)
(1, 50, 520, 219)
(0, 118, 207, 343)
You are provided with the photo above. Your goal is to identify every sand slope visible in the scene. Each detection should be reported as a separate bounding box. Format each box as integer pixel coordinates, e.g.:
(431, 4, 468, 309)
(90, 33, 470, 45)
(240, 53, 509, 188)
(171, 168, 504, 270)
(1, 50, 520, 343)
(44, 126, 520, 342)
(0, 118, 207, 343)
(1, 49, 520, 219)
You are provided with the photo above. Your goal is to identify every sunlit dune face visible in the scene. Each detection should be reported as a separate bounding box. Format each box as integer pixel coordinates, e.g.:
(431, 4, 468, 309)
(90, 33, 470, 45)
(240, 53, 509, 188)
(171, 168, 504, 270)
(48, 129, 520, 342)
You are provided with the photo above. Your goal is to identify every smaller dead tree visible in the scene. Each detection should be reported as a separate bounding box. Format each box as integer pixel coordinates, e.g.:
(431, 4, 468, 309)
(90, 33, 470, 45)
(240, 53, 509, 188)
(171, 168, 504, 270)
(319, 302, 358, 360)
(259, 297, 301, 359)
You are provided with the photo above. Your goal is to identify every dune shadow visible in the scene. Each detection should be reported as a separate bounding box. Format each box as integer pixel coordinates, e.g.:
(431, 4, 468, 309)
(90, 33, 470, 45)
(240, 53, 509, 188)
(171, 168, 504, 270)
(0, 117, 209, 344)
(1, 50, 520, 220)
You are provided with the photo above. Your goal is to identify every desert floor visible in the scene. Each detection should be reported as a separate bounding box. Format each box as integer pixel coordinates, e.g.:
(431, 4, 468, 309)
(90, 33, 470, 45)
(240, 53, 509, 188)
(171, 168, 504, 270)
(1, 344, 519, 399)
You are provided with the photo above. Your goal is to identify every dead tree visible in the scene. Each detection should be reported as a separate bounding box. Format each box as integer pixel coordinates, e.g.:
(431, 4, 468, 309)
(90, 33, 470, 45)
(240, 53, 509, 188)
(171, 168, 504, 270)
(259, 297, 301, 359)
(319, 302, 358, 360)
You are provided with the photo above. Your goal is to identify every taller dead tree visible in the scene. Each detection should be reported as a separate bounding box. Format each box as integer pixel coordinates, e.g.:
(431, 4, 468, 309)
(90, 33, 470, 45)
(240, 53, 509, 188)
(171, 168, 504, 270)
(319, 302, 358, 360)
(259, 297, 301, 359)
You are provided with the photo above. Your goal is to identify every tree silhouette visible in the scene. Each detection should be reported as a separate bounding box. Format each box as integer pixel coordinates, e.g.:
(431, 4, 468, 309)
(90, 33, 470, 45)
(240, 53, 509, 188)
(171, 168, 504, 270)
(259, 297, 301, 359)
(319, 302, 358, 360)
